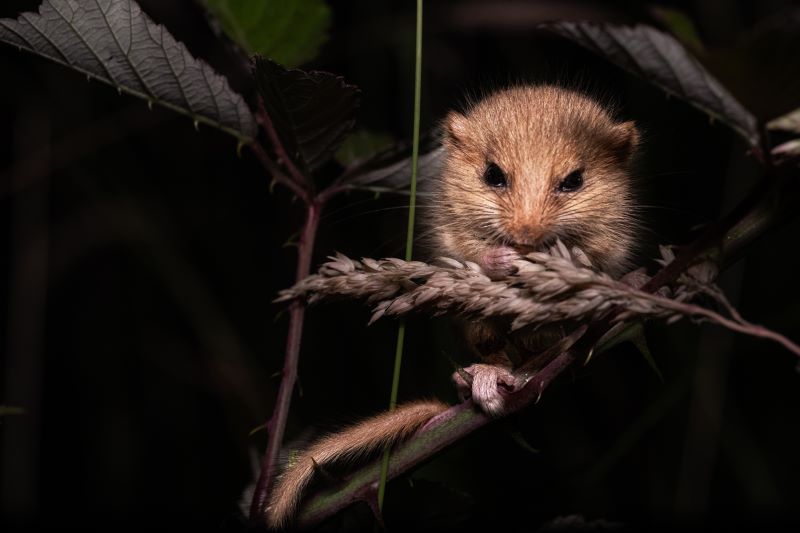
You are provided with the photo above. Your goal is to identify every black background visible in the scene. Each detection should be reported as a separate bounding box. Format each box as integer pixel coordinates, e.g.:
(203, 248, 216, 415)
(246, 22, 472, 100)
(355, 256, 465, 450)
(1, 0, 799, 531)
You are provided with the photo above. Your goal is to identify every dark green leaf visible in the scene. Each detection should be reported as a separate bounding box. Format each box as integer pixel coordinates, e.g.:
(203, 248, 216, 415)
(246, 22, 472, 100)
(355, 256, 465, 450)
(650, 6, 704, 54)
(0, 0, 256, 142)
(339, 131, 444, 195)
(335, 130, 393, 166)
(543, 22, 759, 146)
(254, 56, 359, 172)
(201, 0, 330, 67)
(342, 147, 443, 196)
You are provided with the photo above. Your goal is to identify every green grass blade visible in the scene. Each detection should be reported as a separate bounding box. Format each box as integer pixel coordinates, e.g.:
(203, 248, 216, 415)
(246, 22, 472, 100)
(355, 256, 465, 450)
(378, 0, 423, 514)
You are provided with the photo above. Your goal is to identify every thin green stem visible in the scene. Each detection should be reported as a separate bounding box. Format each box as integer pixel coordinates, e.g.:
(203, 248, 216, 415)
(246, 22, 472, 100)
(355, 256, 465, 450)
(404, 2, 424, 261)
(377, 322, 406, 509)
(377, 0, 423, 513)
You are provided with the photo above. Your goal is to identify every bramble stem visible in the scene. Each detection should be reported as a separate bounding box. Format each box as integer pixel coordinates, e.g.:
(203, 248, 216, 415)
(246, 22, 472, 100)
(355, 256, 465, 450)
(295, 345, 585, 529)
(248, 91, 324, 520)
(248, 142, 308, 203)
(250, 199, 321, 520)
(256, 97, 313, 196)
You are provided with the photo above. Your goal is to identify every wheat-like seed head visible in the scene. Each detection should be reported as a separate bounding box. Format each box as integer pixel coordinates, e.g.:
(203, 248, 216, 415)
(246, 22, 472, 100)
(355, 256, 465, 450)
(277, 240, 800, 358)
(277, 241, 705, 330)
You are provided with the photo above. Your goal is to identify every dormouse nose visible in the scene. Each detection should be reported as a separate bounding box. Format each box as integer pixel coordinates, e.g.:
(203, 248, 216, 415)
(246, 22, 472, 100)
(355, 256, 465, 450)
(512, 223, 545, 252)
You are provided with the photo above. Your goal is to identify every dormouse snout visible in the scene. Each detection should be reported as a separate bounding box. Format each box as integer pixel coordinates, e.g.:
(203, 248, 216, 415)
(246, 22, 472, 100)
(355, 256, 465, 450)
(431, 84, 640, 279)
(508, 223, 557, 254)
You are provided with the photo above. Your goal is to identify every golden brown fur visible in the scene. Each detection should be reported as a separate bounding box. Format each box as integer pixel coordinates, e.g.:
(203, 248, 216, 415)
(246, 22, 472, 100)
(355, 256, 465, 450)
(265, 399, 448, 529)
(264, 85, 640, 529)
(430, 85, 639, 278)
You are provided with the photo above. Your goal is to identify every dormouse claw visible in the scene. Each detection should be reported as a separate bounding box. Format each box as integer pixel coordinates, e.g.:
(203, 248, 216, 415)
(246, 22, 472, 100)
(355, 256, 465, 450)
(452, 363, 524, 417)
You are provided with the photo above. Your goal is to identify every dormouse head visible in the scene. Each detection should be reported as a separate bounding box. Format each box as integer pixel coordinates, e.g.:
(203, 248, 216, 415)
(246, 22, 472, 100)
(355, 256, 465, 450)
(432, 85, 640, 278)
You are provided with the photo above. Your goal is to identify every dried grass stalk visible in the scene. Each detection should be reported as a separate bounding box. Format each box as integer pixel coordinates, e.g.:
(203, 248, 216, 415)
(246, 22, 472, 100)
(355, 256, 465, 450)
(277, 242, 800, 357)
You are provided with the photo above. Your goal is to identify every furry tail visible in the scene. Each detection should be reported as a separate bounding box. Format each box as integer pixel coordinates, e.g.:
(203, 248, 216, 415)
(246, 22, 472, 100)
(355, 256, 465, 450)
(265, 399, 448, 529)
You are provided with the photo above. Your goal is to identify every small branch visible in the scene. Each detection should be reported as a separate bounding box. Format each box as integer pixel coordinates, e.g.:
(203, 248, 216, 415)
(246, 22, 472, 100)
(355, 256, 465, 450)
(248, 142, 309, 204)
(316, 181, 346, 206)
(296, 345, 585, 529)
(640, 184, 763, 294)
(248, 100, 320, 517)
(250, 200, 322, 519)
(631, 289, 800, 357)
(643, 160, 799, 293)
(296, 400, 489, 527)
(256, 97, 313, 195)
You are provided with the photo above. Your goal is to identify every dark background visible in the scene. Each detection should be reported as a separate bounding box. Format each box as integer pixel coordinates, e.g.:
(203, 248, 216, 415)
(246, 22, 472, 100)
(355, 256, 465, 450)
(1, 0, 799, 531)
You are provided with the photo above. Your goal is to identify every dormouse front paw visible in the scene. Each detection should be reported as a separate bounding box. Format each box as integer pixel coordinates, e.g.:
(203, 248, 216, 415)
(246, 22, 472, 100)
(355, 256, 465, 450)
(479, 246, 521, 280)
(452, 363, 523, 417)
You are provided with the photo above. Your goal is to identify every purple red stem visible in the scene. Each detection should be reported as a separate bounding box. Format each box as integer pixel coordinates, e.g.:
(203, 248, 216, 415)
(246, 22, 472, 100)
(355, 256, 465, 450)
(250, 199, 322, 519)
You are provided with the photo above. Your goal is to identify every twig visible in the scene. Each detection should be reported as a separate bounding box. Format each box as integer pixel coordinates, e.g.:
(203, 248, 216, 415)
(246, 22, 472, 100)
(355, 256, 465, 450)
(247, 93, 328, 519)
(632, 289, 800, 357)
(250, 200, 322, 519)
(256, 97, 313, 195)
(247, 145, 346, 521)
(248, 141, 309, 204)
(295, 344, 585, 529)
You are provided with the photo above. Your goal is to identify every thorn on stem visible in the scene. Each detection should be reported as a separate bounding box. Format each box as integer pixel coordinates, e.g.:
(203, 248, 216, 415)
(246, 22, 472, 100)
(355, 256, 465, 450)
(583, 346, 595, 365)
(248, 423, 268, 437)
(311, 458, 342, 485)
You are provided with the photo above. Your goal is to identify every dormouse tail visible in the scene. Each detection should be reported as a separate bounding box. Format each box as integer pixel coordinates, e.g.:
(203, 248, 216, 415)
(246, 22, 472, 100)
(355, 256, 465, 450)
(265, 399, 448, 529)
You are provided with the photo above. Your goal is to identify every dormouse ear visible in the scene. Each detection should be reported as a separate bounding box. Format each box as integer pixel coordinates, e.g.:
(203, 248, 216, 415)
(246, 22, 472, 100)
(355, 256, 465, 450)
(610, 120, 640, 162)
(443, 110, 470, 148)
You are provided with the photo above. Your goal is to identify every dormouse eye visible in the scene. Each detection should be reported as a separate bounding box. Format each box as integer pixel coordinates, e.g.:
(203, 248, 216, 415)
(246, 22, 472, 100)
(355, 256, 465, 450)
(557, 169, 584, 193)
(483, 163, 508, 188)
